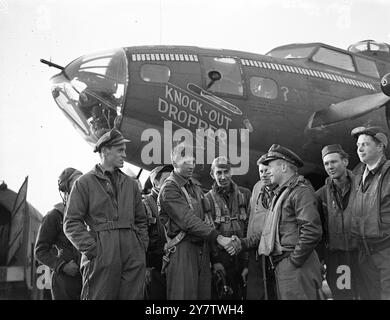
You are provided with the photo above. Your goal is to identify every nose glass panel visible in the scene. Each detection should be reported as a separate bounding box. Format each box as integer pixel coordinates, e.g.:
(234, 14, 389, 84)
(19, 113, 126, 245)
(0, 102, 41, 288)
(51, 48, 128, 140)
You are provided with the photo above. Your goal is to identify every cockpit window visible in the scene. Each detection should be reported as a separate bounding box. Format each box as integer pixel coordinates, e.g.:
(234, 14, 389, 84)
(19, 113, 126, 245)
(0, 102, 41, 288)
(52, 83, 90, 135)
(267, 46, 315, 59)
(349, 42, 369, 53)
(348, 40, 390, 53)
(369, 42, 390, 52)
(312, 47, 355, 72)
(51, 48, 128, 138)
(140, 64, 170, 83)
(202, 57, 243, 96)
(355, 56, 379, 78)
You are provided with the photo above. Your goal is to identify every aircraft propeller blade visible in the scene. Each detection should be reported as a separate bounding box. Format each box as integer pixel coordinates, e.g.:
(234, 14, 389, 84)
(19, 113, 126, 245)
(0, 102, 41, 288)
(307, 92, 390, 130)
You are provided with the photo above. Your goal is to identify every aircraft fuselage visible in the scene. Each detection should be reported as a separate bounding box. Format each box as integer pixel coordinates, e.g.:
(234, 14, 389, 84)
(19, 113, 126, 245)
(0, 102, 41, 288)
(49, 42, 390, 189)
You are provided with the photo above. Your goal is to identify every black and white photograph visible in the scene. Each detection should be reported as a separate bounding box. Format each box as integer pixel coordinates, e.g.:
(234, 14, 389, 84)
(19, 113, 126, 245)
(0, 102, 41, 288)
(1, 0, 390, 306)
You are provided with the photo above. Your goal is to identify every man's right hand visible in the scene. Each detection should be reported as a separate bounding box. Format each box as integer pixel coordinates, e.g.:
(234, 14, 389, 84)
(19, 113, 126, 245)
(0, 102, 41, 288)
(216, 235, 231, 247)
(62, 260, 79, 277)
(225, 236, 242, 256)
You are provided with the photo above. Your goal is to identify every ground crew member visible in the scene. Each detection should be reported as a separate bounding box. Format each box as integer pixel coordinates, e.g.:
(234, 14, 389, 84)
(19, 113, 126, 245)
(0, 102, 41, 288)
(350, 126, 390, 300)
(158, 143, 231, 300)
(35, 167, 83, 300)
(205, 156, 251, 300)
(64, 129, 148, 300)
(225, 144, 323, 300)
(246, 157, 277, 300)
(143, 164, 173, 300)
(316, 144, 363, 299)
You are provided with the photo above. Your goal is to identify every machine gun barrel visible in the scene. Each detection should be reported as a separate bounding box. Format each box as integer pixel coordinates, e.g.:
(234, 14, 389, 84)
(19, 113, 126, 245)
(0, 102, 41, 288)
(40, 59, 64, 70)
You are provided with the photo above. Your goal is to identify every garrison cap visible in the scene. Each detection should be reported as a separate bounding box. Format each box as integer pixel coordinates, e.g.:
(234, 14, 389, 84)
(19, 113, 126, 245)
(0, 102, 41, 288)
(258, 144, 304, 168)
(211, 156, 231, 171)
(321, 144, 349, 159)
(149, 164, 174, 188)
(94, 129, 130, 153)
(351, 126, 388, 148)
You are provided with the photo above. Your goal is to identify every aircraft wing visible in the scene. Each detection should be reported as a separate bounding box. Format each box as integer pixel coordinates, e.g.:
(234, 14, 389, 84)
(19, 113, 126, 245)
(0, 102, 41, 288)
(307, 92, 390, 130)
(307, 73, 390, 130)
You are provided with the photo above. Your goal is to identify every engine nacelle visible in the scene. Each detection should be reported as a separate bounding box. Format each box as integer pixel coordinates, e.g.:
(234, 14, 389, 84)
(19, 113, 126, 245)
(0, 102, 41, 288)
(381, 73, 390, 96)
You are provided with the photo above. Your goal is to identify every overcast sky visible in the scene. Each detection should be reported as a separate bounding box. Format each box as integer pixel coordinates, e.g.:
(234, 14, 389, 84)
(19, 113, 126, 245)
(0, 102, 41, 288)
(1, 0, 390, 215)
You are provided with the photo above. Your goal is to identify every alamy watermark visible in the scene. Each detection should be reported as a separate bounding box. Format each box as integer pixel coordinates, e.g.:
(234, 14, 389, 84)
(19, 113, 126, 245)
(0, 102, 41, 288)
(140, 121, 250, 175)
(336, 265, 351, 290)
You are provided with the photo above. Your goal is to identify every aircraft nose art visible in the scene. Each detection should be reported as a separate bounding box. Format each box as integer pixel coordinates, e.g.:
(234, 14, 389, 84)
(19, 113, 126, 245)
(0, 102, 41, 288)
(50, 48, 128, 143)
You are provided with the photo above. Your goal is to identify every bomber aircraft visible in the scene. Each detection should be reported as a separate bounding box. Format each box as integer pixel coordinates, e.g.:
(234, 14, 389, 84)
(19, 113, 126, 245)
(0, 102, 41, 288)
(42, 39, 390, 189)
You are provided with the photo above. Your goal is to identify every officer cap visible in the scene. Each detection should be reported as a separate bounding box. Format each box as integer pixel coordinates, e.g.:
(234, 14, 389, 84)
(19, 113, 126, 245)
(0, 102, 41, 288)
(211, 156, 231, 171)
(149, 164, 174, 188)
(94, 129, 130, 153)
(351, 126, 388, 148)
(256, 154, 268, 166)
(258, 144, 304, 168)
(321, 144, 349, 159)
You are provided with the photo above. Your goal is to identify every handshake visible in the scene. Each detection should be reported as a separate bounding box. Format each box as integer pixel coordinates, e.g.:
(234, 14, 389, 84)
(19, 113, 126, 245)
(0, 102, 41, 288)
(216, 235, 242, 256)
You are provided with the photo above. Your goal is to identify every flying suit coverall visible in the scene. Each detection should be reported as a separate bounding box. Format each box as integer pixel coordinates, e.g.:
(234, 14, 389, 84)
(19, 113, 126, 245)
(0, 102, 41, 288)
(35, 203, 82, 300)
(205, 181, 251, 300)
(64, 165, 148, 300)
(158, 171, 220, 300)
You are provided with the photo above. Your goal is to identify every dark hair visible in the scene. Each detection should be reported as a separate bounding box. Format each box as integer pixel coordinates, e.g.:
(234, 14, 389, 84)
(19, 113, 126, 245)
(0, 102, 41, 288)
(58, 168, 82, 193)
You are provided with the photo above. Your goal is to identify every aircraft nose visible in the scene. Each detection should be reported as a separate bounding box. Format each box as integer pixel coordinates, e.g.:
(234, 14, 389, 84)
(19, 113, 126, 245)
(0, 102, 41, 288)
(50, 48, 128, 142)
